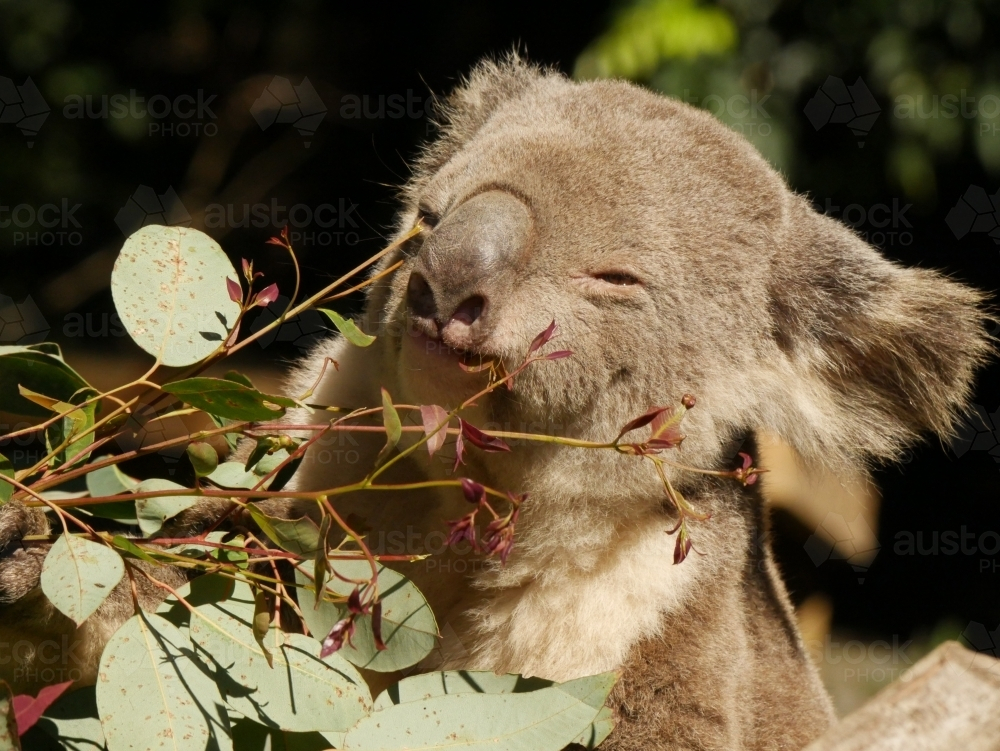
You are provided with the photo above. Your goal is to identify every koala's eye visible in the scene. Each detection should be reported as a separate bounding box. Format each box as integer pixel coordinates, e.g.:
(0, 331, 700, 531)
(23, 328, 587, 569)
(416, 207, 440, 229)
(593, 271, 641, 286)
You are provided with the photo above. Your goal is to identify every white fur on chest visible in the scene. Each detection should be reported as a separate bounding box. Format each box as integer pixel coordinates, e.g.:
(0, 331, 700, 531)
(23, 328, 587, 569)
(437, 515, 704, 682)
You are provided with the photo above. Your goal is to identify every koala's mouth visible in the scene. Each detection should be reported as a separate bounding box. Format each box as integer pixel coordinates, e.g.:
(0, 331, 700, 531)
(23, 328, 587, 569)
(403, 319, 499, 370)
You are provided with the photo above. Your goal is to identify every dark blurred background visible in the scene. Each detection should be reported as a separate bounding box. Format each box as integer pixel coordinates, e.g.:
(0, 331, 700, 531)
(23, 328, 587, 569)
(1, 0, 998, 713)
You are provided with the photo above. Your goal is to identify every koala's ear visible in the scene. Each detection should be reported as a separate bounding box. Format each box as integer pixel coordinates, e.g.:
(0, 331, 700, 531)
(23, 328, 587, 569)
(764, 209, 993, 470)
(410, 52, 551, 185)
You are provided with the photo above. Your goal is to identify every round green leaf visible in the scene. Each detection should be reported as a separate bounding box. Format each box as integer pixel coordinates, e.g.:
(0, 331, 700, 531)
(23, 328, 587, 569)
(373, 672, 552, 711)
(40, 534, 125, 626)
(96, 613, 231, 751)
(133, 478, 199, 537)
(111, 225, 241, 367)
(297, 561, 439, 672)
(206, 461, 259, 489)
(343, 674, 615, 751)
(188, 582, 371, 733)
(161, 377, 296, 421)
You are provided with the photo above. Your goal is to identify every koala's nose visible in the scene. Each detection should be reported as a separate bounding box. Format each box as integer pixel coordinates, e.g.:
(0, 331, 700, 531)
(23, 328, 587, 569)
(406, 270, 487, 346)
(406, 190, 531, 347)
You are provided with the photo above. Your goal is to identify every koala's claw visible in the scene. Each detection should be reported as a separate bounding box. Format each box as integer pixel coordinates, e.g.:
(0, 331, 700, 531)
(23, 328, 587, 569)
(0, 501, 51, 606)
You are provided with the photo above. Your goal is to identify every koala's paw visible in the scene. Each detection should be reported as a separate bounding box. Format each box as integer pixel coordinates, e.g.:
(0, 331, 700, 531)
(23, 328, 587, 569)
(0, 501, 51, 606)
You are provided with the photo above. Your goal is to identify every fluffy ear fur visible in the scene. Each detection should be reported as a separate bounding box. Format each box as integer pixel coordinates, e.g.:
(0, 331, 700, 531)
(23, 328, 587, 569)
(761, 201, 993, 473)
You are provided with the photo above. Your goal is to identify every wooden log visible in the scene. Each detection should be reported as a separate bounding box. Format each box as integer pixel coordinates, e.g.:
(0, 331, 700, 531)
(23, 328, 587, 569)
(806, 640, 1000, 751)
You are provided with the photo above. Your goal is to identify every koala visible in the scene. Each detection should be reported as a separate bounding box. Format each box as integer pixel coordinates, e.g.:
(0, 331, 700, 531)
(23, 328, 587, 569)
(0, 55, 991, 750)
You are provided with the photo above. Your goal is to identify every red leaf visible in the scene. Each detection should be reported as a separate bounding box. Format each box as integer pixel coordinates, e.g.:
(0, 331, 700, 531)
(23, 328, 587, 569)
(460, 419, 511, 453)
(320, 617, 355, 657)
(647, 406, 686, 450)
(12, 680, 73, 735)
(673, 533, 692, 565)
(255, 283, 279, 307)
(420, 405, 450, 458)
(241, 258, 251, 278)
(265, 236, 285, 246)
(528, 320, 558, 355)
(544, 350, 573, 360)
(226, 277, 242, 304)
(460, 478, 486, 505)
(615, 406, 670, 442)
(347, 586, 364, 614)
(452, 431, 466, 473)
(371, 600, 387, 651)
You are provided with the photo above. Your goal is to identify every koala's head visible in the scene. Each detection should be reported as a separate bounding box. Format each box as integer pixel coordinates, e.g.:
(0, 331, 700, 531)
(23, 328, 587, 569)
(364, 55, 991, 498)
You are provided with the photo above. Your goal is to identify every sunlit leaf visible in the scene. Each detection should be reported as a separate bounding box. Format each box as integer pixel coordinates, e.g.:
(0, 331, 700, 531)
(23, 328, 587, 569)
(344, 672, 616, 751)
(296, 560, 438, 672)
(134, 478, 199, 537)
(162, 377, 295, 421)
(110, 225, 241, 366)
(40, 534, 125, 626)
(318, 309, 376, 347)
(95, 613, 232, 751)
(188, 582, 371, 733)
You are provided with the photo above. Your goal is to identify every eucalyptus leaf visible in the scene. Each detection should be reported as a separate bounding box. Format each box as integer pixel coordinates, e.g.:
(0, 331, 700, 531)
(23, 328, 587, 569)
(155, 572, 236, 628)
(206, 461, 258, 489)
(40, 534, 125, 626)
(0, 454, 13, 504)
(161, 377, 295, 421)
(297, 560, 438, 672)
(110, 225, 241, 367)
(373, 672, 552, 711)
(95, 613, 232, 751)
(343, 672, 617, 751)
(84, 463, 139, 497)
(0, 344, 91, 418)
(83, 464, 140, 524)
(133, 478, 199, 537)
(187, 582, 371, 733)
(318, 309, 375, 347)
(230, 718, 341, 751)
(21, 686, 105, 751)
(374, 388, 401, 467)
(41, 389, 99, 469)
(246, 503, 321, 556)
